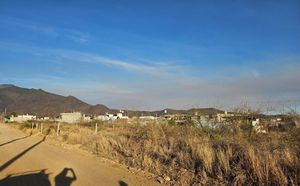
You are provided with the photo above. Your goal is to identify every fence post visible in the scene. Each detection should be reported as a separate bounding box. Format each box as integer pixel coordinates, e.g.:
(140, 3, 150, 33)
(56, 122, 60, 136)
(31, 122, 34, 130)
(40, 123, 43, 134)
(95, 123, 98, 134)
(36, 123, 39, 130)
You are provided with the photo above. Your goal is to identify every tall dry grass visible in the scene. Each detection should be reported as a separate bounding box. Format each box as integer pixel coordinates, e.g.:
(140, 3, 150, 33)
(14, 120, 300, 185)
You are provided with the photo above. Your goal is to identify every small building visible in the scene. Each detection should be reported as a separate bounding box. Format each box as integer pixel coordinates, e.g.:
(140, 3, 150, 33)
(114, 113, 129, 119)
(107, 114, 114, 120)
(43, 117, 50, 120)
(95, 112, 128, 121)
(83, 114, 92, 122)
(37, 117, 50, 121)
(60, 112, 82, 124)
(116, 113, 123, 118)
(11, 114, 37, 123)
(95, 115, 109, 121)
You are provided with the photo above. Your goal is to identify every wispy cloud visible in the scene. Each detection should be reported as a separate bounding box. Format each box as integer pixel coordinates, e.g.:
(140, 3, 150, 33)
(0, 17, 91, 43)
(1, 41, 300, 111)
(66, 52, 171, 75)
(0, 17, 58, 36)
(0, 41, 181, 78)
(63, 29, 91, 43)
(44, 49, 195, 84)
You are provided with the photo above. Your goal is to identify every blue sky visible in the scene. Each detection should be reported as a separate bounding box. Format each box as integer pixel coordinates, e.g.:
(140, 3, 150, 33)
(0, 0, 300, 111)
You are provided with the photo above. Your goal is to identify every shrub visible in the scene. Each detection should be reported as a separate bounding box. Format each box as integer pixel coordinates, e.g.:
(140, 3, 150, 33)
(13, 121, 300, 185)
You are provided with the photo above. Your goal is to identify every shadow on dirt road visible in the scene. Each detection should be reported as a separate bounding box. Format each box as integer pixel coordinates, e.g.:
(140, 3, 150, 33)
(0, 136, 46, 172)
(0, 167, 77, 186)
(0, 135, 32, 147)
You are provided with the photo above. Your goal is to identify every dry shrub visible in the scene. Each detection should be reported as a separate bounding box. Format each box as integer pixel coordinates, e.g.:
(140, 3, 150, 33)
(14, 121, 300, 185)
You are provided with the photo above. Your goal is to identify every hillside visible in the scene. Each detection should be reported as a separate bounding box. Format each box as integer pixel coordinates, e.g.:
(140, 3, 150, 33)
(0, 84, 111, 117)
(0, 84, 224, 117)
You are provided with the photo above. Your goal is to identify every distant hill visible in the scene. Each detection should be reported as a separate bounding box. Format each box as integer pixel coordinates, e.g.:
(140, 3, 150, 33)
(0, 84, 224, 117)
(0, 84, 111, 117)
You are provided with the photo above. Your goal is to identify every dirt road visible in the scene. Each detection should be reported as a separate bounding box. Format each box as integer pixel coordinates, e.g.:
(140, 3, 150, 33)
(0, 123, 162, 186)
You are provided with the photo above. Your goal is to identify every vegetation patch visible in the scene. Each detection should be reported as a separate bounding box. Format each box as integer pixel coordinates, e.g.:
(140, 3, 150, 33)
(12, 120, 300, 185)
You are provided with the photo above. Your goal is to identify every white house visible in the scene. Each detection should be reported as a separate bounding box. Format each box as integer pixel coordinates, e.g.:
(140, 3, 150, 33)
(95, 115, 109, 121)
(38, 117, 50, 121)
(95, 112, 128, 121)
(83, 114, 92, 122)
(11, 114, 37, 123)
(116, 113, 123, 118)
(42, 117, 50, 120)
(60, 112, 82, 124)
(107, 113, 114, 119)
(114, 113, 129, 120)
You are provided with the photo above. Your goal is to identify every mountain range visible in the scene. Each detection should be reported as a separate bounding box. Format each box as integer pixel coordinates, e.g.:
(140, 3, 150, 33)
(0, 84, 224, 117)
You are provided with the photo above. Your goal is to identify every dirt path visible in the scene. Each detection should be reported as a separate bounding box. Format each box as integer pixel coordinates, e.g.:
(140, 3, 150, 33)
(0, 123, 162, 186)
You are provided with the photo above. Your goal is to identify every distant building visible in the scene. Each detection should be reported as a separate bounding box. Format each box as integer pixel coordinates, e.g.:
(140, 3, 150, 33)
(38, 117, 50, 121)
(107, 113, 114, 120)
(60, 112, 82, 124)
(11, 114, 37, 123)
(95, 115, 109, 121)
(83, 114, 92, 122)
(217, 111, 235, 122)
(114, 113, 128, 120)
(95, 112, 128, 121)
(116, 113, 123, 118)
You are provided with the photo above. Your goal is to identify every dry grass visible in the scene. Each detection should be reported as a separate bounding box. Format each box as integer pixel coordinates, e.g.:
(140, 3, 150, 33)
(13, 120, 300, 185)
